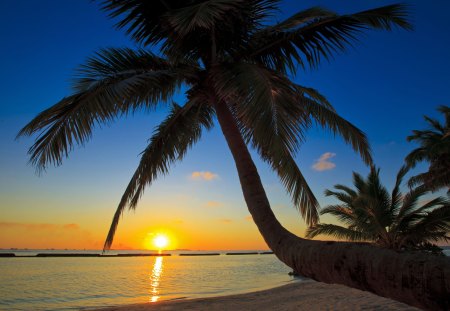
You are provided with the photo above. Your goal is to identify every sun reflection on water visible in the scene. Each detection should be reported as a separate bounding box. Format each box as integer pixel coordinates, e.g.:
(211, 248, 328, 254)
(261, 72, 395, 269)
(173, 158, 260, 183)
(149, 256, 164, 302)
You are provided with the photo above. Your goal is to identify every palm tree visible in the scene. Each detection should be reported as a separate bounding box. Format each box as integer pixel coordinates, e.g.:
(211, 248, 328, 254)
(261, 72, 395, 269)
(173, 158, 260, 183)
(17, 1, 449, 309)
(406, 105, 450, 192)
(306, 166, 450, 254)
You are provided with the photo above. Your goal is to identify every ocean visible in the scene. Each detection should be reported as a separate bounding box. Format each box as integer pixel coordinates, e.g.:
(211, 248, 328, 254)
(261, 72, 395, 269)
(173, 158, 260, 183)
(1, 248, 448, 311)
(0, 250, 300, 310)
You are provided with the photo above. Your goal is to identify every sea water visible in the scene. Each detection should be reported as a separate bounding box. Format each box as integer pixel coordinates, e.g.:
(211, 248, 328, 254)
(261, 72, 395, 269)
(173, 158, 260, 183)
(0, 250, 297, 310)
(1, 248, 448, 311)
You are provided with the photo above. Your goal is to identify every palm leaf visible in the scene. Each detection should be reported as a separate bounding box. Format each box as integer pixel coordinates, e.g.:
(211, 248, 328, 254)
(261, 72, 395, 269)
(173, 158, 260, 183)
(252, 137, 319, 225)
(306, 223, 370, 241)
(320, 204, 356, 226)
(99, 0, 278, 62)
(332, 184, 357, 198)
(395, 196, 449, 233)
(227, 94, 319, 224)
(243, 4, 411, 72)
(298, 93, 372, 165)
(104, 99, 214, 250)
(390, 165, 408, 215)
(324, 189, 355, 206)
(392, 187, 428, 233)
(213, 63, 308, 154)
(165, 0, 246, 35)
(17, 48, 192, 172)
(98, 0, 186, 45)
(405, 205, 450, 244)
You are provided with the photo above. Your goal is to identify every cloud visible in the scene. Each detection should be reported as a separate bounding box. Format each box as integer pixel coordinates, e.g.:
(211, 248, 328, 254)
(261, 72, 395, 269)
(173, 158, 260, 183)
(204, 201, 222, 208)
(190, 171, 219, 181)
(219, 218, 233, 224)
(245, 215, 253, 222)
(173, 219, 184, 224)
(312, 152, 336, 171)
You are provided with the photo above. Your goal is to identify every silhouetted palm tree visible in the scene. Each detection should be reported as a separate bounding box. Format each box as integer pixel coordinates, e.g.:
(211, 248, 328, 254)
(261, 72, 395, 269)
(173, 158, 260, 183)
(18, 1, 449, 309)
(406, 105, 450, 192)
(307, 166, 450, 253)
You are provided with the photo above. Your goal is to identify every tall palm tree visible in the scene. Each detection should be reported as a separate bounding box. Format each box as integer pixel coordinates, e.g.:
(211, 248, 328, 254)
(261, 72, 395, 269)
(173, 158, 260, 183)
(406, 105, 450, 192)
(306, 166, 450, 253)
(17, 1, 449, 309)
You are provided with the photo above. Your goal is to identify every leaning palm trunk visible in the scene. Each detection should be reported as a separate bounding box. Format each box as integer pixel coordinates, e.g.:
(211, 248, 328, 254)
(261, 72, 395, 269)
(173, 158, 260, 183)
(214, 100, 450, 311)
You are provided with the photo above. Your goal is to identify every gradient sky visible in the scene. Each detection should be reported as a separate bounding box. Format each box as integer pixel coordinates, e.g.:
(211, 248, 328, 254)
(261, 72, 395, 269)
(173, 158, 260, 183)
(1, 0, 449, 250)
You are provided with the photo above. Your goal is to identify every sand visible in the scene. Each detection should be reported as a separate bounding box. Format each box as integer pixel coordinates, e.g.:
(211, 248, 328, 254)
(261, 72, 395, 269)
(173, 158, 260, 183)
(96, 280, 419, 311)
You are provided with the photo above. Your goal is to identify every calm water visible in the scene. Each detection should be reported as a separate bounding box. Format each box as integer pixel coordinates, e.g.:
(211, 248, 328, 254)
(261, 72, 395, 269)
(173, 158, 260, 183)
(0, 250, 298, 310)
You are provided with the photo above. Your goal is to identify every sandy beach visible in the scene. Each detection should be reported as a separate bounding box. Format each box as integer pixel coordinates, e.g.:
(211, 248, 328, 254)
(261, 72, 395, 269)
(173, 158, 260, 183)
(97, 281, 419, 311)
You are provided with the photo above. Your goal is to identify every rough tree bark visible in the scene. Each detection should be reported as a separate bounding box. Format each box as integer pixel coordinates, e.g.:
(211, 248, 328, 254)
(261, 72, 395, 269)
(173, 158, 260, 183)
(213, 100, 450, 310)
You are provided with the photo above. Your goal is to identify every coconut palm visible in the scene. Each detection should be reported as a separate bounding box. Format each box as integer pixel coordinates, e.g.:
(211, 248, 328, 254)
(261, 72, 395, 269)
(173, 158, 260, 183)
(17, 1, 449, 309)
(306, 166, 450, 253)
(405, 105, 450, 192)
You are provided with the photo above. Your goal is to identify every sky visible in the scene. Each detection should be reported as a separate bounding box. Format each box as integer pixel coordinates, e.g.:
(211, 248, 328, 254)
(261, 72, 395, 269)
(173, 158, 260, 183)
(0, 0, 449, 250)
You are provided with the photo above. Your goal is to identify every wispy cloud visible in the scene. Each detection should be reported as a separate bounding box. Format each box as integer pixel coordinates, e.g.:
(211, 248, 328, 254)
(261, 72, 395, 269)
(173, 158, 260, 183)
(204, 201, 222, 208)
(312, 152, 336, 171)
(219, 218, 233, 224)
(173, 219, 184, 224)
(190, 171, 219, 181)
(245, 215, 253, 222)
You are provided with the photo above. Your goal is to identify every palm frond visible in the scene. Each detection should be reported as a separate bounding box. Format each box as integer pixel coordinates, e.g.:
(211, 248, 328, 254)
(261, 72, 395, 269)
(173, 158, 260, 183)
(320, 204, 356, 226)
(390, 165, 408, 215)
(405, 106, 450, 192)
(365, 167, 392, 227)
(243, 4, 411, 72)
(99, 0, 279, 63)
(294, 85, 334, 110)
(332, 184, 357, 197)
(211, 63, 323, 224)
(99, 0, 278, 44)
(298, 93, 372, 165)
(213, 63, 308, 154)
(408, 164, 450, 192)
(395, 196, 449, 232)
(438, 105, 450, 129)
(324, 189, 355, 206)
(425, 116, 445, 134)
(352, 171, 367, 193)
(269, 7, 336, 32)
(165, 0, 246, 35)
(232, 107, 319, 225)
(405, 205, 450, 244)
(257, 141, 319, 225)
(103, 99, 214, 250)
(98, 0, 186, 45)
(394, 187, 428, 229)
(405, 147, 428, 168)
(212, 62, 370, 225)
(18, 48, 193, 172)
(306, 223, 370, 241)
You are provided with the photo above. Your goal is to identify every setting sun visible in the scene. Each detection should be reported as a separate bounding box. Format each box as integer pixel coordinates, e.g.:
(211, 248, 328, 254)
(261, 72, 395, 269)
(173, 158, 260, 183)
(153, 235, 169, 249)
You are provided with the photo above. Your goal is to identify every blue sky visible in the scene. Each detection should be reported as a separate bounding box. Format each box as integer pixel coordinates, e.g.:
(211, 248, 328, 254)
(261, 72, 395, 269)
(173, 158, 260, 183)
(0, 0, 449, 249)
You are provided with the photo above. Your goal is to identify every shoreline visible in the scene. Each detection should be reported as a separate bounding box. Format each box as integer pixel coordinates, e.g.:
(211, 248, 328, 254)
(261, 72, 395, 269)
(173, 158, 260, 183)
(95, 281, 419, 311)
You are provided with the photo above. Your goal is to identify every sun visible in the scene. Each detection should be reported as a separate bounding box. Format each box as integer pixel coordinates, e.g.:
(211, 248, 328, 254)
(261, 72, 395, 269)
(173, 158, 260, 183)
(153, 234, 169, 249)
